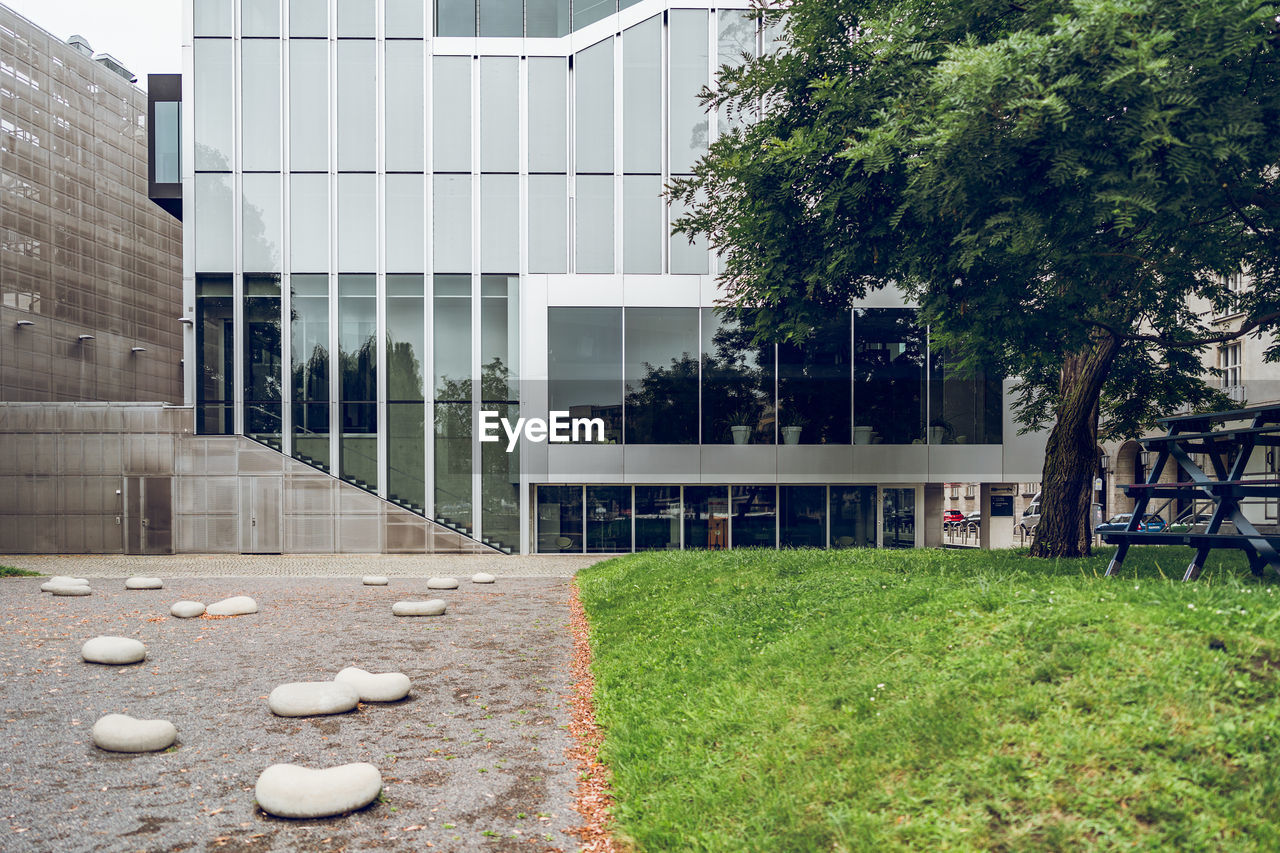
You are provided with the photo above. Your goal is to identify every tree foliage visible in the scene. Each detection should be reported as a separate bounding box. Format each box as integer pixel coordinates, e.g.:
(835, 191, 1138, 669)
(673, 0, 1280, 556)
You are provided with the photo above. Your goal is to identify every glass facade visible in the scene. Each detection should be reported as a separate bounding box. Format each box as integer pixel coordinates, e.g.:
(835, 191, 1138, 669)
(189, 1, 1009, 556)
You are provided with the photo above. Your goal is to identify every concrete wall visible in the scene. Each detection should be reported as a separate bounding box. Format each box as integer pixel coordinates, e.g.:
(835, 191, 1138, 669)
(0, 403, 492, 555)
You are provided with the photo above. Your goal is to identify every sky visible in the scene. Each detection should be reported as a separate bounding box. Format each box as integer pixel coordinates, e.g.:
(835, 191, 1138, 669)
(4, 0, 181, 89)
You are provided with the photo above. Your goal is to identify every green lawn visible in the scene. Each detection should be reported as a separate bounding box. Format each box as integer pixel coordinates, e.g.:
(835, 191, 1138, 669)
(0, 565, 38, 577)
(577, 547, 1280, 852)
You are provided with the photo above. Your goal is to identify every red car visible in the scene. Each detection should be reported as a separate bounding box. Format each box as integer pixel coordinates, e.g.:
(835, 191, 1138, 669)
(943, 509, 964, 524)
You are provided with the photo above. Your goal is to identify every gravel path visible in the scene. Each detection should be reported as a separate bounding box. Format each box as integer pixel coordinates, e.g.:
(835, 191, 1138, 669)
(0, 576, 582, 852)
(0, 554, 609, 578)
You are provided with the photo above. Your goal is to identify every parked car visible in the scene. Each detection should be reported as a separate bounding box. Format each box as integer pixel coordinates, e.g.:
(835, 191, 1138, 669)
(963, 512, 982, 527)
(943, 509, 964, 525)
(1096, 513, 1166, 543)
(1019, 494, 1041, 534)
(1166, 507, 1230, 534)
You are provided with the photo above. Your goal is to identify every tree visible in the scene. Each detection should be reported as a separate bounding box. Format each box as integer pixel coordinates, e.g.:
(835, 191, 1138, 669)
(672, 0, 1280, 557)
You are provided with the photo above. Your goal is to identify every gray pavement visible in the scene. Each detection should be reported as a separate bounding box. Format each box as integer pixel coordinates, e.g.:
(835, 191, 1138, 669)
(0, 574, 590, 852)
(0, 553, 611, 578)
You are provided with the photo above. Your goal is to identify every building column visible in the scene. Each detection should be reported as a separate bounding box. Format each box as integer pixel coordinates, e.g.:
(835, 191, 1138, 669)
(923, 483, 944, 548)
(981, 483, 1017, 549)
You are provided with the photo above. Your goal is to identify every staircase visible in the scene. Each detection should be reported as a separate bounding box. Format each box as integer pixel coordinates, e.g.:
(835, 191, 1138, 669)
(246, 431, 512, 554)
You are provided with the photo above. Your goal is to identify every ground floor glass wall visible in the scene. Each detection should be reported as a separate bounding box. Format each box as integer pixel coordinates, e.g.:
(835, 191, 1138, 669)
(536, 484, 888, 552)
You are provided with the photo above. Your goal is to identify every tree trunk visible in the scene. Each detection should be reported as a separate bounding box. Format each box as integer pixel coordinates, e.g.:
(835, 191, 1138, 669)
(1029, 331, 1121, 558)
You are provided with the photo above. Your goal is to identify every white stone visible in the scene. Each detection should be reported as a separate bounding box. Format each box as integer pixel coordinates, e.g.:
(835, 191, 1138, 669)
(125, 577, 163, 590)
(43, 581, 90, 594)
(92, 714, 177, 753)
(362, 576, 389, 586)
(426, 577, 459, 589)
(206, 596, 258, 616)
(82, 636, 146, 665)
(471, 573, 496, 584)
(170, 600, 206, 618)
(268, 682, 360, 717)
(392, 599, 446, 617)
(334, 667, 410, 702)
(255, 762, 382, 819)
(48, 576, 87, 585)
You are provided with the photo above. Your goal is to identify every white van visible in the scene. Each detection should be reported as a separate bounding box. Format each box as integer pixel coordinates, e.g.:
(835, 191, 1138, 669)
(1020, 493, 1041, 534)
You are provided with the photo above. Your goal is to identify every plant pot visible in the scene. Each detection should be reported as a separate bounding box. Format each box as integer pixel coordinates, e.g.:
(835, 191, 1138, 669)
(928, 426, 945, 444)
(782, 426, 802, 445)
(731, 425, 751, 445)
(853, 426, 873, 445)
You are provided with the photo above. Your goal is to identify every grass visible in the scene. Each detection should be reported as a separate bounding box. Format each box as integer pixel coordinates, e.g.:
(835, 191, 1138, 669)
(577, 547, 1280, 852)
(0, 565, 39, 577)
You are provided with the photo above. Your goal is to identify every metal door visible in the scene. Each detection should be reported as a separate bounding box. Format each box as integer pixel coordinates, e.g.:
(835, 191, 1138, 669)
(124, 477, 174, 554)
(240, 476, 282, 553)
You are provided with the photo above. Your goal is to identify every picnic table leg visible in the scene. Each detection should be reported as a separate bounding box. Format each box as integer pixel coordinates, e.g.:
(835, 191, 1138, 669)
(1183, 546, 1210, 582)
(1105, 541, 1130, 577)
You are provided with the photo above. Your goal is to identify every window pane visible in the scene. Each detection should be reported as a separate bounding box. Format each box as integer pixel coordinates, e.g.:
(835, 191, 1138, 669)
(291, 274, 330, 470)
(479, 0, 522, 37)
(684, 485, 728, 549)
(929, 350, 1004, 445)
(436, 0, 476, 37)
(480, 57, 519, 172)
(625, 307, 699, 444)
(481, 275, 519, 400)
(242, 173, 283, 272)
(194, 173, 233, 271)
(701, 308, 774, 445)
(338, 40, 376, 171)
(337, 173, 376, 271)
(196, 275, 234, 436)
(387, 275, 426, 401)
(433, 175, 472, 273)
(548, 307, 622, 443)
(339, 274, 377, 490)
(668, 192, 708, 274)
(528, 58, 567, 172)
(781, 486, 826, 548)
(241, 39, 281, 171)
(853, 308, 925, 444)
(242, 0, 280, 36)
(883, 488, 915, 549)
(623, 175, 661, 274)
(778, 311, 851, 444)
(434, 276, 472, 530)
(194, 0, 232, 37)
(481, 175, 519, 273)
(717, 9, 757, 136)
(635, 486, 679, 550)
(587, 486, 631, 552)
(290, 0, 327, 37)
(386, 0, 425, 37)
(529, 174, 568, 274)
(538, 486, 583, 552)
(386, 41, 425, 171)
(194, 40, 233, 170)
(433, 56, 471, 172)
(669, 10, 709, 174)
(732, 486, 776, 548)
(337, 0, 376, 37)
(388, 402, 426, 510)
(154, 101, 181, 183)
(527, 0, 569, 38)
(575, 175, 613, 274)
(433, 275, 472, 397)
(386, 174, 425, 273)
(289, 40, 329, 171)
(831, 486, 876, 548)
(574, 39, 613, 174)
(289, 173, 329, 272)
(623, 17, 661, 174)
(244, 275, 283, 440)
(573, 0, 615, 31)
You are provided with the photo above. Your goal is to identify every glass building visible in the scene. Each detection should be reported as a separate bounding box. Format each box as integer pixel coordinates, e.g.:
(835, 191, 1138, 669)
(184, 0, 1034, 554)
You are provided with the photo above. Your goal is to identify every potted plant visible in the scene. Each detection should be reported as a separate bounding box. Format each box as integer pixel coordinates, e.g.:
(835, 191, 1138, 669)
(928, 418, 952, 445)
(781, 415, 805, 445)
(730, 407, 755, 445)
(853, 423, 874, 445)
